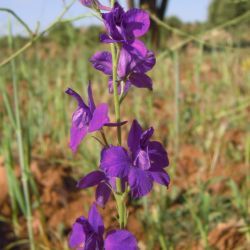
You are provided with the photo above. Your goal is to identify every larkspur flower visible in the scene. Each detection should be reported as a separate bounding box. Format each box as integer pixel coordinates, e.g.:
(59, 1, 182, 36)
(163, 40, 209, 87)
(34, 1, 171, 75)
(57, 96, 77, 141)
(69, 204, 138, 250)
(90, 47, 155, 93)
(65, 83, 126, 153)
(100, 120, 170, 198)
(100, 2, 150, 56)
(80, 0, 111, 11)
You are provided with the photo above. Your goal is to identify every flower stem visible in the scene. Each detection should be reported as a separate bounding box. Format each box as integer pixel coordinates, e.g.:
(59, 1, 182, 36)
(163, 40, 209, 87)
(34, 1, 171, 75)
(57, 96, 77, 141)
(111, 44, 121, 145)
(111, 43, 126, 228)
(100, 129, 109, 147)
(115, 178, 127, 228)
(110, 0, 126, 228)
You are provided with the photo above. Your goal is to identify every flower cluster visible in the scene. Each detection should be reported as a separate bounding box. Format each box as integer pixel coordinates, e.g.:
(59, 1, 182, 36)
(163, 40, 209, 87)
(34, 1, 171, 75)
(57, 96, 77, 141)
(69, 204, 137, 249)
(66, 1, 170, 249)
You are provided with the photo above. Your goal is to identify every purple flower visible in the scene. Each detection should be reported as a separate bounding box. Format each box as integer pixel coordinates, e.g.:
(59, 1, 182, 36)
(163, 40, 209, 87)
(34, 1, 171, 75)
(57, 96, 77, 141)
(100, 120, 170, 198)
(66, 84, 127, 152)
(100, 2, 150, 56)
(90, 47, 155, 93)
(69, 204, 138, 250)
(80, 0, 111, 11)
(66, 84, 110, 153)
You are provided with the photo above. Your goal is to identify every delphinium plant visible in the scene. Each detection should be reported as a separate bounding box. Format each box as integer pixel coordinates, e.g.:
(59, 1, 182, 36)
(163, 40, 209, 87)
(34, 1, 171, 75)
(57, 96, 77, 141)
(66, 1, 170, 249)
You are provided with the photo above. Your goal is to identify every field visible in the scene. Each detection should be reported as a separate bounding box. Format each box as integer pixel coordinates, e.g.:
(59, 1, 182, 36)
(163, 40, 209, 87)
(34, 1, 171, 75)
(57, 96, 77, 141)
(0, 8, 250, 250)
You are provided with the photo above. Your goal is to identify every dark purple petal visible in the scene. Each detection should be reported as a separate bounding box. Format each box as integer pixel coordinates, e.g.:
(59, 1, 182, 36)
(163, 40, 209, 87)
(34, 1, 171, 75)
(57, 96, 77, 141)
(90, 51, 112, 76)
(69, 216, 87, 249)
(128, 120, 143, 157)
(104, 120, 127, 127)
(125, 39, 147, 57)
(96, 182, 111, 207)
(100, 146, 131, 178)
(112, 2, 125, 26)
(149, 169, 170, 187)
(88, 103, 109, 132)
(65, 88, 88, 110)
(69, 121, 88, 153)
(133, 50, 156, 73)
(129, 73, 153, 90)
(117, 47, 134, 78)
(108, 77, 131, 95)
(88, 204, 104, 236)
(102, 11, 123, 41)
(77, 171, 106, 189)
(128, 167, 153, 198)
(84, 234, 103, 250)
(140, 127, 154, 148)
(122, 9, 150, 38)
(87, 83, 96, 114)
(108, 76, 114, 93)
(148, 141, 169, 169)
(134, 149, 151, 170)
(105, 230, 138, 250)
(100, 33, 117, 43)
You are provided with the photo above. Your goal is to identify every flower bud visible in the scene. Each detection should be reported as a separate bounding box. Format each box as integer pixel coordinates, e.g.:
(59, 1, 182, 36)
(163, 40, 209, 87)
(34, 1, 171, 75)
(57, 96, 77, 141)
(80, 0, 111, 11)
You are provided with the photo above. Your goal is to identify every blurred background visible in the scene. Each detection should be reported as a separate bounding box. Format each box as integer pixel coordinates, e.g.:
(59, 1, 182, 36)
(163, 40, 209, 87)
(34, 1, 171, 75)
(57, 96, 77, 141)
(0, 0, 249, 249)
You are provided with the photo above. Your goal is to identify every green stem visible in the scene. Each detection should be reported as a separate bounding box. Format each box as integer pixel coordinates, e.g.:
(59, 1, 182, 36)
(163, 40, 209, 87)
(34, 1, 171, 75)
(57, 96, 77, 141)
(8, 23, 35, 250)
(111, 44, 121, 145)
(174, 50, 180, 165)
(109, 0, 127, 229)
(100, 129, 109, 147)
(0, 8, 33, 36)
(115, 178, 128, 228)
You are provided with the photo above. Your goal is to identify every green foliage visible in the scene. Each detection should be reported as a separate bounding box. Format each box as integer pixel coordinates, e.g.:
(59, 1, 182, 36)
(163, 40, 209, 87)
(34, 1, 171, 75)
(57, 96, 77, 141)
(209, 0, 250, 26)
(47, 22, 79, 47)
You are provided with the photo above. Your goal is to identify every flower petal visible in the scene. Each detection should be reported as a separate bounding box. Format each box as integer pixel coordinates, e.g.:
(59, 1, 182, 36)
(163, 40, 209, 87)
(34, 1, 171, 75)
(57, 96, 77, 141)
(100, 146, 131, 178)
(122, 8, 150, 38)
(69, 122, 88, 153)
(90, 51, 112, 76)
(140, 127, 154, 149)
(95, 182, 111, 207)
(117, 47, 134, 78)
(104, 120, 127, 127)
(134, 149, 151, 170)
(102, 5, 123, 41)
(77, 171, 106, 189)
(65, 88, 88, 110)
(87, 82, 96, 113)
(128, 120, 143, 158)
(128, 167, 153, 198)
(69, 216, 87, 249)
(149, 169, 170, 187)
(105, 230, 138, 250)
(148, 141, 169, 169)
(129, 73, 153, 90)
(133, 50, 156, 73)
(88, 103, 110, 132)
(84, 234, 103, 250)
(88, 204, 104, 236)
(124, 39, 147, 57)
(100, 33, 117, 43)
